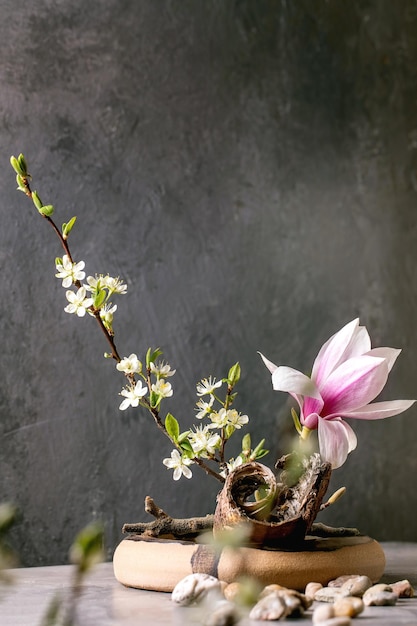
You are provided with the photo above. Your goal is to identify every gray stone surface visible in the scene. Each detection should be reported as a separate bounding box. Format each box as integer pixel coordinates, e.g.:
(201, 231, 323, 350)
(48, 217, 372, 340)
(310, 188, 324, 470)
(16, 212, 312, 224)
(1, 1, 417, 565)
(0, 543, 416, 625)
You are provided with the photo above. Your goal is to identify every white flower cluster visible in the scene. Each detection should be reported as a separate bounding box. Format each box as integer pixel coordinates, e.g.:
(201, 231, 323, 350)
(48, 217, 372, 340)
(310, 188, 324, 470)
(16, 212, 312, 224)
(55, 255, 127, 328)
(117, 355, 175, 411)
(162, 375, 250, 481)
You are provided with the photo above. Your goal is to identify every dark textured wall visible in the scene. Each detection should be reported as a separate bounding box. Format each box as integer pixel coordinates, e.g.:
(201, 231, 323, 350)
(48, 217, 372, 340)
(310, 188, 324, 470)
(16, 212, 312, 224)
(1, 1, 417, 566)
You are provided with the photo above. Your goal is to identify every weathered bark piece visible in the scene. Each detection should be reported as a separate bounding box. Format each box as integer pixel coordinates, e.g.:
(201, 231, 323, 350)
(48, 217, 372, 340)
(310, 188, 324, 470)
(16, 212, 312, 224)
(214, 453, 332, 546)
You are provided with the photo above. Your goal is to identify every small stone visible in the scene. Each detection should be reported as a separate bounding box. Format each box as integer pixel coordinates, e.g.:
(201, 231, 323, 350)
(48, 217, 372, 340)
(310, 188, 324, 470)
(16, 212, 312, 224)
(328, 575, 359, 588)
(249, 593, 287, 621)
(339, 575, 372, 597)
(363, 589, 397, 606)
(312, 603, 335, 623)
(305, 582, 324, 600)
(171, 573, 222, 606)
(333, 596, 364, 617)
(390, 579, 414, 598)
(314, 586, 343, 603)
(203, 600, 237, 626)
(363, 582, 392, 595)
(259, 583, 287, 598)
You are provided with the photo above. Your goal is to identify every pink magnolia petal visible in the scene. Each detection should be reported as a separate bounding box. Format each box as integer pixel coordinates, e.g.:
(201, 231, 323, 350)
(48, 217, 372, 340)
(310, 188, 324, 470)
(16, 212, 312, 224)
(342, 325, 371, 361)
(366, 347, 401, 373)
(320, 355, 388, 415)
(318, 417, 357, 469)
(258, 352, 278, 374)
(271, 366, 322, 400)
(311, 319, 360, 387)
(340, 399, 415, 420)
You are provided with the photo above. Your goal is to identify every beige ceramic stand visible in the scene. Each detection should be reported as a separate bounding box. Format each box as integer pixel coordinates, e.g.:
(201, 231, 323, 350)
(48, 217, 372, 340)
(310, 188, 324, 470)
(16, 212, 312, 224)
(113, 534, 386, 592)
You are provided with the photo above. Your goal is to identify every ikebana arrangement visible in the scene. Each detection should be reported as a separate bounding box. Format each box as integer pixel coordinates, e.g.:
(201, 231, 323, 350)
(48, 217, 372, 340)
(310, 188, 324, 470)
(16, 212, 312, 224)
(10, 154, 415, 591)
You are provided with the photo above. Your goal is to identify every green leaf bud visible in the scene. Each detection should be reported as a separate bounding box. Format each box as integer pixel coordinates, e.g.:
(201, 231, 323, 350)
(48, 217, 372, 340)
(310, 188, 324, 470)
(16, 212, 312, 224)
(10, 155, 26, 177)
(31, 190, 43, 210)
(227, 362, 241, 386)
(62, 216, 77, 239)
(17, 153, 28, 175)
(39, 204, 54, 217)
(104, 352, 113, 358)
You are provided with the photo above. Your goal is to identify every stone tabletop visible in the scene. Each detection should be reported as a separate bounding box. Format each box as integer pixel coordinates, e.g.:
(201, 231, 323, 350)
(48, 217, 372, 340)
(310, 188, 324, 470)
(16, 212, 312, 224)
(1, 542, 416, 625)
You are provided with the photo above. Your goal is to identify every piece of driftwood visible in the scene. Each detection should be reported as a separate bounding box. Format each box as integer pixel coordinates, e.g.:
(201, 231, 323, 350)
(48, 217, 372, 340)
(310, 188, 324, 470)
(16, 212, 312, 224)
(121, 453, 360, 546)
(122, 496, 214, 540)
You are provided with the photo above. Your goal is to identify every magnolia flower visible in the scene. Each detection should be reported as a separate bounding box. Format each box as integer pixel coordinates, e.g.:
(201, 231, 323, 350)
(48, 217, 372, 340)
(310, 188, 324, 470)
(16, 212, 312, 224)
(260, 318, 415, 469)
(195, 396, 214, 419)
(55, 255, 86, 288)
(151, 379, 173, 398)
(119, 380, 148, 410)
(163, 449, 193, 480)
(188, 425, 221, 457)
(64, 287, 94, 317)
(116, 353, 142, 375)
(196, 376, 223, 397)
(150, 361, 176, 378)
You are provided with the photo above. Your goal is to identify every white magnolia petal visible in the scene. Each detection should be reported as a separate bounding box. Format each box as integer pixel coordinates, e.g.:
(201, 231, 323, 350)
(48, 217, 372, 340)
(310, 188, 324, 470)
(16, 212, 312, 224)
(311, 319, 359, 387)
(340, 399, 415, 420)
(366, 347, 401, 373)
(318, 417, 356, 469)
(320, 355, 388, 414)
(271, 366, 322, 399)
(258, 352, 278, 374)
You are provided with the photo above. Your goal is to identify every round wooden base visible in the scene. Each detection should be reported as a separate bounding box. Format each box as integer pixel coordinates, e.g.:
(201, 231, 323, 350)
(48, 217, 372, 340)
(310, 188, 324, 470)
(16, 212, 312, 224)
(113, 534, 386, 592)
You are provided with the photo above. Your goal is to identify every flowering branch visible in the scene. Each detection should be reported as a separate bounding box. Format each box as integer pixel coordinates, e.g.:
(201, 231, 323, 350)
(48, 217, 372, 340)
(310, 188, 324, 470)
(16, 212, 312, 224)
(11, 154, 269, 485)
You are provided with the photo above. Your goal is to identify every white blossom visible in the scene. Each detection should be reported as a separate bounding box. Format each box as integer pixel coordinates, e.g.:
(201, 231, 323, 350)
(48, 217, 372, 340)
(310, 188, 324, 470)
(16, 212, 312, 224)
(102, 275, 127, 295)
(195, 397, 214, 419)
(220, 456, 244, 478)
(209, 408, 249, 430)
(150, 361, 176, 378)
(55, 255, 86, 288)
(162, 450, 193, 480)
(64, 287, 94, 317)
(116, 353, 142, 375)
(119, 380, 148, 410)
(188, 425, 221, 457)
(152, 379, 173, 398)
(196, 376, 223, 397)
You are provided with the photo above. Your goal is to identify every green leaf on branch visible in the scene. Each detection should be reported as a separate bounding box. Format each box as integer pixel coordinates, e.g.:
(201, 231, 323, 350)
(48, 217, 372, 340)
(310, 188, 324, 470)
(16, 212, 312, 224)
(241, 433, 251, 455)
(250, 438, 269, 461)
(93, 288, 107, 309)
(179, 439, 194, 455)
(165, 413, 179, 441)
(146, 347, 163, 369)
